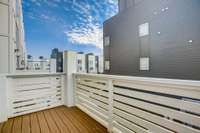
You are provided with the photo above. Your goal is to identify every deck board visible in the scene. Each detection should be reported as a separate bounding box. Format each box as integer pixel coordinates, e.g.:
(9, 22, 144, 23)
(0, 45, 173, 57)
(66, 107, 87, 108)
(74, 107, 107, 132)
(12, 117, 22, 133)
(37, 111, 51, 133)
(54, 107, 80, 133)
(0, 123, 4, 132)
(0, 106, 108, 133)
(64, 108, 93, 133)
(68, 107, 103, 133)
(21, 115, 30, 133)
(43, 110, 60, 133)
(59, 106, 91, 133)
(49, 108, 71, 133)
(30, 113, 41, 133)
(2, 119, 14, 133)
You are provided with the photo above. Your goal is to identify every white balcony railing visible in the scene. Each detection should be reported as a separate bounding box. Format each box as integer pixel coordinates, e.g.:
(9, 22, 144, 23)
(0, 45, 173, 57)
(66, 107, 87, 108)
(74, 73, 200, 133)
(0, 73, 65, 120)
(0, 72, 200, 133)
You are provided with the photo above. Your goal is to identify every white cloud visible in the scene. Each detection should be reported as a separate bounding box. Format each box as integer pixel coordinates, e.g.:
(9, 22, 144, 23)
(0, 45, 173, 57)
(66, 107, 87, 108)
(64, 0, 118, 49)
(30, 0, 41, 6)
(72, 2, 91, 16)
(40, 14, 56, 22)
(65, 23, 103, 49)
(106, 0, 118, 18)
(108, 0, 118, 4)
(43, 0, 59, 7)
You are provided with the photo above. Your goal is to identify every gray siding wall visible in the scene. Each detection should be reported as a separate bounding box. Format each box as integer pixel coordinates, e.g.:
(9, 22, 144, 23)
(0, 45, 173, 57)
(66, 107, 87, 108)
(104, 0, 200, 80)
(118, 0, 135, 12)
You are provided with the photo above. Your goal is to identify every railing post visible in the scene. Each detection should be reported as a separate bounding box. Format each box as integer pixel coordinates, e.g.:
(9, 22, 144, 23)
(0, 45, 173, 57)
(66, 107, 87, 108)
(73, 74, 78, 105)
(0, 75, 8, 123)
(63, 51, 77, 107)
(108, 79, 114, 132)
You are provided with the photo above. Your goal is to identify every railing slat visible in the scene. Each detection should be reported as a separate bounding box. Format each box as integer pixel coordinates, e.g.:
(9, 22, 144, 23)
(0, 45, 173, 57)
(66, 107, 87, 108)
(77, 84, 108, 97)
(8, 75, 63, 117)
(75, 74, 200, 133)
(76, 94, 108, 116)
(114, 87, 200, 114)
(114, 94, 200, 128)
(114, 101, 200, 133)
(114, 80, 200, 100)
(77, 80, 107, 90)
(114, 114, 148, 133)
(114, 108, 173, 133)
(113, 122, 136, 133)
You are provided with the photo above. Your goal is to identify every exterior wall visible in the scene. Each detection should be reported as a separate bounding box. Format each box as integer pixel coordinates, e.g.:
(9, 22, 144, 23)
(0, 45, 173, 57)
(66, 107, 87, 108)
(51, 48, 63, 72)
(98, 56, 104, 73)
(27, 58, 56, 72)
(118, 0, 135, 13)
(0, 0, 26, 74)
(64, 51, 103, 74)
(0, 0, 9, 73)
(77, 54, 86, 73)
(104, 0, 200, 80)
(50, 59, 57, 73)
(86, 54, 98, 73)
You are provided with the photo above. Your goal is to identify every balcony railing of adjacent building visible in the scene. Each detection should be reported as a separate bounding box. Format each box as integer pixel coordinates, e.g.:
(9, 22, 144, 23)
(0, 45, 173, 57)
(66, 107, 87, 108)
(0, 73, 200, 133)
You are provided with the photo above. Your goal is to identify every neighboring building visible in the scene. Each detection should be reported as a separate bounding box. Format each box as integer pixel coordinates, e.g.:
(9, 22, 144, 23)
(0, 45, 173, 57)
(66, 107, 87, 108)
(51, 48, 63, 72)
(27, 56, 56, 73)
(118, 0, 134, 13)
(95, 56, 104, 74)
(103, 0, 200, 80)
(95, 56, 99, 73)
(0, 0, 26, 74)
(98, 56, 104, 74)
(86, 53, 98, 73)
(64, 51, 103, 74)
(77, 52, 86, 73)
(78, 52, 103, 74)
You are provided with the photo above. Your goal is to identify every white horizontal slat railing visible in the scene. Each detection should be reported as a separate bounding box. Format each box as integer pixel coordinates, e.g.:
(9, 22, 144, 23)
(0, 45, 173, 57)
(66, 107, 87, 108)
(74, 73, 200, 133)
(6, 73, 65, 118)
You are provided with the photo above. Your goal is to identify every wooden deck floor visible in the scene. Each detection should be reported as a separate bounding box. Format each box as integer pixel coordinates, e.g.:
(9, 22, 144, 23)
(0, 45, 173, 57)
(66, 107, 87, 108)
(0, 106, 108, 133)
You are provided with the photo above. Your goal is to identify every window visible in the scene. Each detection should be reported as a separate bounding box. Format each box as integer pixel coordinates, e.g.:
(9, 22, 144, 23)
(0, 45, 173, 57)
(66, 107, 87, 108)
(104, 60, 110, 70)
(58, 58, 62, 62)
(104, 36, 110, 46)
(140, 57, 150, 71)
(78, 60, 82, 64)
(89, 60, 93, 65)
(139, 23, 149, 37)
(90, 67, 93, 71)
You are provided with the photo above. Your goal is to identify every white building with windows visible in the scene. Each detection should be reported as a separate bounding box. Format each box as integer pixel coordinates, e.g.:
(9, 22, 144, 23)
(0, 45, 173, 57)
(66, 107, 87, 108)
(86, 53, 98, 74)
(64, 51, 104, 74)
(77, 53, 86, 73)
(98, 56, 104, 73)
(27, 58, 56, 73)
(0, 0, 26, 74)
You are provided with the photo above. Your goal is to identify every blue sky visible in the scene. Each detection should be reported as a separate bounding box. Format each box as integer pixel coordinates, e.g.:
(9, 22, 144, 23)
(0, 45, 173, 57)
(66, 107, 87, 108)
(22, 0, 118, 58)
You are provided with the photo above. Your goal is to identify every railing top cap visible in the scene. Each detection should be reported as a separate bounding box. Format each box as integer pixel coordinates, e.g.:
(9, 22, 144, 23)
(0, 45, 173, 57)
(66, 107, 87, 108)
(74, 73, 200, 86)
(6, 72, 66, 78)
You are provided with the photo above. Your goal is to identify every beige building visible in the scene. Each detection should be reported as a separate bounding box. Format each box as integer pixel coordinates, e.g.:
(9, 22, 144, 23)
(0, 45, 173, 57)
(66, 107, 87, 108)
(0, 0, 26, 74)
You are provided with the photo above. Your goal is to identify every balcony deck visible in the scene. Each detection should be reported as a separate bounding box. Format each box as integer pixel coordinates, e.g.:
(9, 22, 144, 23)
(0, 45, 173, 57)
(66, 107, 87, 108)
(0, 106, 108, 133)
